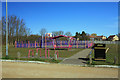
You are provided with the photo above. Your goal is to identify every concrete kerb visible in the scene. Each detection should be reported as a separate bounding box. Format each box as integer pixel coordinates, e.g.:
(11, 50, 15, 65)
(1, 59, 50, 64)
(58, 63, 120, 68)
(1, 59, 120, 68)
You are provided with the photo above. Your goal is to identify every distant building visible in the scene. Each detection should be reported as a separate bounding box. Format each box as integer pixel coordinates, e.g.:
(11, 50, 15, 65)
(108, 35, 119, 41)
(89, 36, 96, 41)
(96, 36, 107, 41)
(89, 35, 107, 41)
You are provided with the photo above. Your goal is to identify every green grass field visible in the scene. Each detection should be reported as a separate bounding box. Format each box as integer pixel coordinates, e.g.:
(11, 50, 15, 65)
(2, 45, 84, 63)
(2, 44, 119, 65)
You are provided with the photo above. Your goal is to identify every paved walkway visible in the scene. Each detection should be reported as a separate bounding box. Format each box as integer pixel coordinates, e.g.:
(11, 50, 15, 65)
(60, 49, 92, 65)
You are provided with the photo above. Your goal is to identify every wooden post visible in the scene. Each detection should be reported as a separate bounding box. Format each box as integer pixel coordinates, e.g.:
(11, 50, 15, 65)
(52, 39, 54, 48)
(57, 51, 59, 58)
(60, 41, 62, 48)
(114, 56, 117, 64)
(77, 40, 78, 48)
(26, 41, 27, 48)
(55, 51, 58, 60)
(45, 34, 46, 49)
(28, 50, 30, 58)
(32, 50, 34, 57)
(87, 41, 89, 48)
(89, 54, 92, 65)
(37, 42, 39, 47)
(22, 41, 23, 48)
(35, 41, 36, 48)
(41, 35, 43, 48)
(45, 48, 47, 58)
(85, 40, 86, 48)
(15, 41, 17, 48)
(28, 41, 30, 48)
(19, 41, 20, 48)
(54, 39, 55, 49)
(40, 49, 41, 57)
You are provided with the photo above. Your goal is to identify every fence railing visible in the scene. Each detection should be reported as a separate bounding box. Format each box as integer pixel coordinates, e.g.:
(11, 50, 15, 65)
(93, 41, 119, 44)
(15, 40, 94, 48)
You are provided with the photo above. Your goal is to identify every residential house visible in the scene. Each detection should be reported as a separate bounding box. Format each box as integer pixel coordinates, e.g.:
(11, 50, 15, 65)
(96, 36, 107, 41)
(108, 35, 119, 41)
(89, 35, 107, 41)
(89, 36, 96, 41)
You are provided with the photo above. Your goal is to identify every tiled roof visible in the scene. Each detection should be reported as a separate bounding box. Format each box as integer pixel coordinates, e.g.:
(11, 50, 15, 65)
(89, 36, 96, 38)
(108, 35, 115, 38)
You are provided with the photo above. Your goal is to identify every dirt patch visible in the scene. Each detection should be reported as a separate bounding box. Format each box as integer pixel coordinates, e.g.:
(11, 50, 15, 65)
(2, 61, 118, 78)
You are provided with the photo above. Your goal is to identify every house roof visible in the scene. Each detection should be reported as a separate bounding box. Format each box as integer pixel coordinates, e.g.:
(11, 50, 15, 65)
(89, 35, 106, 39)
(89, 36, 96, 38)
(96, 36, 104, 38)
(108, 35, 116, 38)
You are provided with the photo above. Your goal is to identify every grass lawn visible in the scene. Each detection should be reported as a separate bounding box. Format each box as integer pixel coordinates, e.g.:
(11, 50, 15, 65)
(90, 44, 119, 65)
(2, 45, 84, 63)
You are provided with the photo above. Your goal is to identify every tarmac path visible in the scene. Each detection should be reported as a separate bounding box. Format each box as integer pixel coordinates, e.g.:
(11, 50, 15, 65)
(60, 49, 92, 65)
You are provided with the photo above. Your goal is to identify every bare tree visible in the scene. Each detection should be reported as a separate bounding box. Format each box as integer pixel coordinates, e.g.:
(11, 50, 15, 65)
(2, 15, 31, 45)
(58, 31, 64, 35)
(25, 27, 31, 36)
(40, 28, 47, 36)
(52, 31, 58, 36)
(65, 32, 72, 36)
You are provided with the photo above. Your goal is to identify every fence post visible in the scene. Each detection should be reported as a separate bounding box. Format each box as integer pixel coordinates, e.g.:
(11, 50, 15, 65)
(15, 41, 17, 48)
(87, 41, 89, 48)
(89, 54, 92, 65)
(114, 56, 117, 64)
(28, 41, 29, 48)
(77, 40, 78, 48)
(40, 49, 41, 57)
(35, 41, 36, 48)
(45, 48, 47, 58)
(22, 41, 23, 48)
(19, 41, 20, 48)
(42, 35, 43, 48)
(28, 50, 30, 58)
(60, 41, 62, 48)
(57, 51, 59, 58)
(32, 50, 34, 57)
(85, 40, 86, 48)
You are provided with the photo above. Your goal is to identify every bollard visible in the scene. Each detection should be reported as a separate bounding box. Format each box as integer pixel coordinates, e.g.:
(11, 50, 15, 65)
(55, 51, 59, 60)
(114, 56, 117, 64)
(54, 54, 57, 60)
(89, 54, 92, 65)
(17, 52, 21, 59)
(36, 53, 38, 57)
(36, 48, 41, 57)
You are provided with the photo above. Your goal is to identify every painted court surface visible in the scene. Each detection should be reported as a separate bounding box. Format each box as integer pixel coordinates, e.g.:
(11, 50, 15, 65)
(2, 62, 118, 78)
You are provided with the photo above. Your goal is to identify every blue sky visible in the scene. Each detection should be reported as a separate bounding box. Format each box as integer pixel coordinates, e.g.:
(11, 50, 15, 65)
(2, 2, 118, 37)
